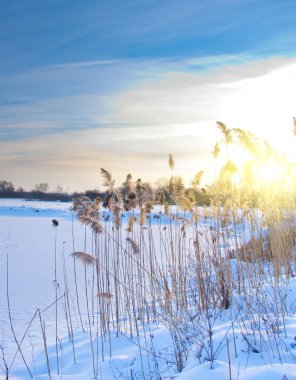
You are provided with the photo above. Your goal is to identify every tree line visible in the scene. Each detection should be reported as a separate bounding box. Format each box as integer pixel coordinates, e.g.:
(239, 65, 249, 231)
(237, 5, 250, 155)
(0, 181, 106, 202)
(0, 176, 211, 206)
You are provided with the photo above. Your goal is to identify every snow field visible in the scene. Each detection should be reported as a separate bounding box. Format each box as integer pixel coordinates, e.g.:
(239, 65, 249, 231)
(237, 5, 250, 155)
(1, 198, 296, 379)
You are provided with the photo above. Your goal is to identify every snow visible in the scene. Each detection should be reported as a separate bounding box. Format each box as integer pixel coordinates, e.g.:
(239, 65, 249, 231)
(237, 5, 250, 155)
(1, 198, 296, 379)
(0, 198, 72, 219)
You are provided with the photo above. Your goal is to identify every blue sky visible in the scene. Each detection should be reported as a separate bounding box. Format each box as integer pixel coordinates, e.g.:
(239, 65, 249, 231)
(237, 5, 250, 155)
(1, 0, 296, 191)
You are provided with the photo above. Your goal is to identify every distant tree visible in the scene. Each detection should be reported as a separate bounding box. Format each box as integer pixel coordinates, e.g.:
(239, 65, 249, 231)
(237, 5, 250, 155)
(155, 177, 168, 190)
(174, 176, 185, 198)
(168, 175, 175, 196)
(55, 184, 63, 194)
(142, 182, 154, 204)
(84, 189, 103, 199)
(120, 173, 133, 199)
(135, 178, 145, 208)
(34, 183, 49, 193)
(0, 180, 15, 192)
(154, 178, 169, 205)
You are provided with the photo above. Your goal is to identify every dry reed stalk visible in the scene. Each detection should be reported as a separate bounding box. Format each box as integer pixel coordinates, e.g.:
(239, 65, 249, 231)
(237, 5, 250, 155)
(71, 212, 85, 332)
(61, 242, 76, 363)
(69, 164, 296, 377)
(38, 310, 51, 380)
(53, 225, 60, 375)
(71, 250, 96, 376)
(226, 336, 232, 380)
(0, 345, 9, 380)
(6, 254, 33, 379)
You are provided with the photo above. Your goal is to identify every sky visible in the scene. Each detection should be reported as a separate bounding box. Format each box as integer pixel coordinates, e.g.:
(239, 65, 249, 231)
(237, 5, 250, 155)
(1, 0, 296, 192)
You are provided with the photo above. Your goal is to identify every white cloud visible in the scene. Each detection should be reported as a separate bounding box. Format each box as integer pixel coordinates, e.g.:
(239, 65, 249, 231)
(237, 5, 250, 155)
(111, 56, 296, 154)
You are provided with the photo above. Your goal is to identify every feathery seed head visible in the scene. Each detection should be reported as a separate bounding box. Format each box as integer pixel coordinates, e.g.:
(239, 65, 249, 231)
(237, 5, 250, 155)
(70, 251, 97, 265)
(126, 237, 140, 254)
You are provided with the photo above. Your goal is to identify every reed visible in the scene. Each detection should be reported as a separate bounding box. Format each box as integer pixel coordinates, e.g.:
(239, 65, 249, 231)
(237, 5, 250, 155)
(6, 122, 296, 379)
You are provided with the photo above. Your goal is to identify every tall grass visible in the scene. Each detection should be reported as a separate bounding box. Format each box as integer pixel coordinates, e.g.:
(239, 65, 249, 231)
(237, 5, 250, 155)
(4, 122, 296, 380)
(68, 123, 296, 377)
(69, 180, 296, 377)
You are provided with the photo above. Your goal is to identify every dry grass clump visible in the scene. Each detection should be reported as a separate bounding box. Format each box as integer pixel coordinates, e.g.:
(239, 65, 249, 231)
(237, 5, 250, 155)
(228, 236, 272, 262)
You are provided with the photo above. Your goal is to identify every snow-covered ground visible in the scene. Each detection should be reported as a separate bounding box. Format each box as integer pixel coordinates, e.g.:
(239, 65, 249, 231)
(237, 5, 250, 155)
(1, 198, 296, 380)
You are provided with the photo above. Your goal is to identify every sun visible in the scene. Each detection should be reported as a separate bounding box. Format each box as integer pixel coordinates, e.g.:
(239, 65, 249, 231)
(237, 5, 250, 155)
(216, 141, 296, 195)
(258, 150, 296, 189)
(247, 156, 295, 193)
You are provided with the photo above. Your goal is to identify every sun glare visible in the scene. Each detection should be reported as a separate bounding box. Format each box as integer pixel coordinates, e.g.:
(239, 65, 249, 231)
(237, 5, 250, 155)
(216, 138, 296, 197)
(258, 159, 280, 184)
(250, 157, 294, 194)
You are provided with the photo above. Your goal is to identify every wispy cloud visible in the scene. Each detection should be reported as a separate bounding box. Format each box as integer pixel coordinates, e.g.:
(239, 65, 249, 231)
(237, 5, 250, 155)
(2, 0, 296, 74)
(0, 121, 211, 191)
(1, 54, 255, 141)
(1, 55, 296, 190)
(109, 56, 295, 130)
(1, 0, 296, 190)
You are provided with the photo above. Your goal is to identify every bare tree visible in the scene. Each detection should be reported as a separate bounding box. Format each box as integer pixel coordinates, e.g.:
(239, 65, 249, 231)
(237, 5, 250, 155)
(35, 183, 49, 193)
(0, 180, 15, 192)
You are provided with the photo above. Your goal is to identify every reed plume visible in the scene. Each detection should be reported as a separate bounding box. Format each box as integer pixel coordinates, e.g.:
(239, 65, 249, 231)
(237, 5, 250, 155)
(127, 215, 135, 233)
(100, 168, 115, 192)
(139, 208, 146, 226)
(113, 205, 121, 230)
(96, 292, 113, 299)
(126, 237, 140, 255)
(78, 215, 103, 234)
(144, 201, 153, 214)
(70, 251, 97, 266)
(168, 153, 175, 171)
